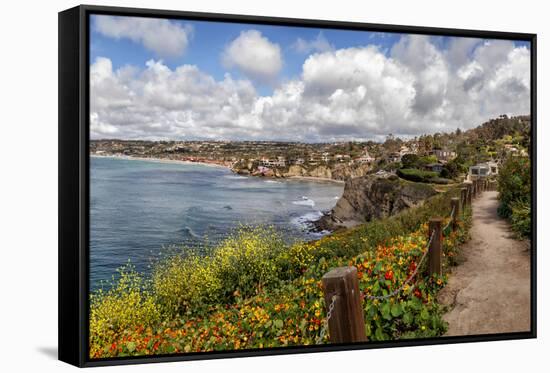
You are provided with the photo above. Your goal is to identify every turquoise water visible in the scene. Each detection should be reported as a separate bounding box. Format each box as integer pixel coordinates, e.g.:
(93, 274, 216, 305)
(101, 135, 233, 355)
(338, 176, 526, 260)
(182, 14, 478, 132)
(90, 156, 343, 288)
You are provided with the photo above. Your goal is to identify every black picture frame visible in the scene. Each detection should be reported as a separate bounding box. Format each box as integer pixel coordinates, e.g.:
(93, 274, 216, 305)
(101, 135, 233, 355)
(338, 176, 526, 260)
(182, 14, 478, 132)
(58, 4, 537, 368)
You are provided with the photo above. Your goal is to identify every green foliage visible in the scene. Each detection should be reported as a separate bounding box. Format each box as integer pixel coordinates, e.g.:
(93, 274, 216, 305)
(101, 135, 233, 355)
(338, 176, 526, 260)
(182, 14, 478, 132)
(441, 157, 467, 179)
(382, 161, 402, 171)
(89, 187, 470, 358)
(89, 265, 161, 350)
(151, 226, 287, 316)
(418, 155, 438, 166)
(397, 168, 439, 183)
(401, 154, 420, 169)
(510, 200, 531, 238)
(497, 156, 531, 238)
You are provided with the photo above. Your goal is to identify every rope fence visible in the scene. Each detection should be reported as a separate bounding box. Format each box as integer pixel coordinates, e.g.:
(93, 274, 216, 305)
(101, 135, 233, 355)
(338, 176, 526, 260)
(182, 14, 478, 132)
(319, 180, 487, 344)
(364, 229, 435, 301)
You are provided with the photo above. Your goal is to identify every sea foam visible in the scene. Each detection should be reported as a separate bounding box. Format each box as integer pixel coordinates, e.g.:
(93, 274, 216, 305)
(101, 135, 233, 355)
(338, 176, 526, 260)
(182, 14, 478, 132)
(292, 196, 316, 207)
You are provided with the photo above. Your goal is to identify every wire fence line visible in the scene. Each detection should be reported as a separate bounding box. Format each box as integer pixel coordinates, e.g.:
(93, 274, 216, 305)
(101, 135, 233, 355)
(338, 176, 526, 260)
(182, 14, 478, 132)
(318, 194, 464, 342)
(317, 295, 336, 344)
(369, 201, 456, 301)
(442, 205, 455, 232)
(363, 228, 436, 301)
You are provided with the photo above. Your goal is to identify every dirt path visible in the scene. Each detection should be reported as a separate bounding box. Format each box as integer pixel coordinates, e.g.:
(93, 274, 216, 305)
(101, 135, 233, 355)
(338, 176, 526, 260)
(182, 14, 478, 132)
(438, 190, 531, 336)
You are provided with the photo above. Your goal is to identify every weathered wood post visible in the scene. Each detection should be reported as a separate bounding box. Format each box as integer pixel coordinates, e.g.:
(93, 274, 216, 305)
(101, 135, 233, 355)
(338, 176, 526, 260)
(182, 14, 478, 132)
(428, 218, 443, 276)
(322, 267, 366, 343)
(460, 188, 467, 210)
(471, 180, 477, 199)
(466, 182, 473, 206)
(451, 197, 460, 231)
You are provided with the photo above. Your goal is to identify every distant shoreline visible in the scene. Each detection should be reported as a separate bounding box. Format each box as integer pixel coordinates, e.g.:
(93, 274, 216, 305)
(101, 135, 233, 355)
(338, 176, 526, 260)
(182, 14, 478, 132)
(90, 154, 230, 169)
(90, 154, 345, 184)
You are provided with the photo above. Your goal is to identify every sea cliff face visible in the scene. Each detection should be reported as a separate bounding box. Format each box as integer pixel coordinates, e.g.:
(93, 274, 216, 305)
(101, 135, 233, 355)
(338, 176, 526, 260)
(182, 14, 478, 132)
(315, 173, 437, 230)
(232, 162, 371, 181)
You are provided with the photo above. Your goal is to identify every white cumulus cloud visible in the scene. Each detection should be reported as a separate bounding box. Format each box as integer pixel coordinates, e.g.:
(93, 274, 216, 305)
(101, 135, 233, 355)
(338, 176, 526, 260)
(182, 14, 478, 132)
(90, 35, 530, 142)
(222, 30, 283, 84)
(292, 32, 334, 54)
(94, 15, 193, 58)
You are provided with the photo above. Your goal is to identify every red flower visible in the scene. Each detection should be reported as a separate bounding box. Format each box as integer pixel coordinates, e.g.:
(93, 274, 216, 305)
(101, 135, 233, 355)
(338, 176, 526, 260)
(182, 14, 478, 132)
(408, 261, 417, 274)
(413, 288, 422, 299)
(384, 270, 394, 281)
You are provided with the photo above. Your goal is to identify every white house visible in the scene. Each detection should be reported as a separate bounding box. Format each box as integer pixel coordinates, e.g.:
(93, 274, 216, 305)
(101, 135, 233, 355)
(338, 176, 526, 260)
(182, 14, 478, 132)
(469, 162, 497, 179)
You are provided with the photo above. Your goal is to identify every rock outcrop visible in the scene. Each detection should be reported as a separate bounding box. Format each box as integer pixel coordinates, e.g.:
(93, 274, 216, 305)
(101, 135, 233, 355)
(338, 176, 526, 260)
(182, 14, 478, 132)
(278, 163, 371, 180)
(315, 173, 437, 230)
(231, 160, 372, 181)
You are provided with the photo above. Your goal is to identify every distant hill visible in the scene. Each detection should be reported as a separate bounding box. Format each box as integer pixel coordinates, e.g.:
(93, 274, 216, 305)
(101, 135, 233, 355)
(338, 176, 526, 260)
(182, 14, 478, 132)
(465, 115, 531, 142)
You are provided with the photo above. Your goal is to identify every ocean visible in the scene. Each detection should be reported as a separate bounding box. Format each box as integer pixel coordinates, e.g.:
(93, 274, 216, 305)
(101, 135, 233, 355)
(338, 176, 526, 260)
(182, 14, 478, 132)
(90, 156, 343, 288)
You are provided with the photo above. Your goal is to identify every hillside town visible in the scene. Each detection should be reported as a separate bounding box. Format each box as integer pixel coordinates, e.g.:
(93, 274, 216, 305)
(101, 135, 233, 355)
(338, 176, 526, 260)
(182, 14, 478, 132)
(91, 115, 530, 183)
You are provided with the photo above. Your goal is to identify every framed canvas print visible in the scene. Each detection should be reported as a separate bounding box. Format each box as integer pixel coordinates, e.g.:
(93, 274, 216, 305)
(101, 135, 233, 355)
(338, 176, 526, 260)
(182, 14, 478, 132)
(58, 4, 537, 367)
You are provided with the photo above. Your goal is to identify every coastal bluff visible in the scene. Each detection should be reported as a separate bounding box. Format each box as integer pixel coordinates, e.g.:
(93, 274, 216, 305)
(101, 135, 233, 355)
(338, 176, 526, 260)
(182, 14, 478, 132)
(232, 162, 371, 181)
(315, 173, 437, 230)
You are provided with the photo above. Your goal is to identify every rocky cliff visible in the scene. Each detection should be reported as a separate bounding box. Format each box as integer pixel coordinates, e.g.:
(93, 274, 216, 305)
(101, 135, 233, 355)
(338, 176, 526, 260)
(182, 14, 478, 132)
(231, 161, 371, 181)
(315, 173, 437, 230)
(241, 163, 372, 180)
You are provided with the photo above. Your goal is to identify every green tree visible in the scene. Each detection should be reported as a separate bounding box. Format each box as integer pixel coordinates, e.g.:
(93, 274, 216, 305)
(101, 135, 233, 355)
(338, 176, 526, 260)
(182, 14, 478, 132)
(401, 154, 420, 169)
(497, 156, 531, 237)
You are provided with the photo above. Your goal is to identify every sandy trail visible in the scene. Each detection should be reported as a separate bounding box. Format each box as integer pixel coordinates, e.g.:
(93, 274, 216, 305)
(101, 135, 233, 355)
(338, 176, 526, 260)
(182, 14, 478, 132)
(438, 190, 531, 336)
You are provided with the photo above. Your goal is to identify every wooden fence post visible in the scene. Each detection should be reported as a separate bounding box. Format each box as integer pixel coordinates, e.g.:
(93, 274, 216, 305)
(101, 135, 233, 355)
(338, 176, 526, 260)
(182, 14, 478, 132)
(466, 183, 472, 206)
(451, 197, 460, 231)
(322, 267, 366, 343)
(428, 218, 443, 276)
(460, 188, 467, 210)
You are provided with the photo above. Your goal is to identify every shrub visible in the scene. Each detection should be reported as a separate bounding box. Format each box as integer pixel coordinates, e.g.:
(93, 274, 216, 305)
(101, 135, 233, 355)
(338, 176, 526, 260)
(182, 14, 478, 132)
(441, 157, 468, 179)
(401, 154, 420, 169)
(417, 155, 438, 166)
(151, 252, 223, 316)
(397, 168, 439, 183)
(151, 226, 287, 317)
(383, 161, 402, 171)
(510, 200, 531, 237)
(91, 214, 472, 358)
(89, 187, 468, 358)
(89, 265, 161, 353)
(211, 226, 287, 298)
(497, 156, 531, 238)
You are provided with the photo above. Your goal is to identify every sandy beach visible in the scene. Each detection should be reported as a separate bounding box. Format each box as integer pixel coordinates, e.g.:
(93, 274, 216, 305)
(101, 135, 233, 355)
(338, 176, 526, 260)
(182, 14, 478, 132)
(91, 154, 346, 184)
(90, 154, 231, 169)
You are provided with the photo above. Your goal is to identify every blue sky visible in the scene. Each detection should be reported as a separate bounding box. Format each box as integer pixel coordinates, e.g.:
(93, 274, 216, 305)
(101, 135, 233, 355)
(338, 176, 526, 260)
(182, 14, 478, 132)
(89, 15, 531, 141)
(90, 17, 407, 95)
